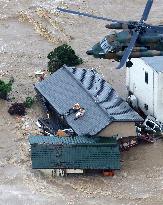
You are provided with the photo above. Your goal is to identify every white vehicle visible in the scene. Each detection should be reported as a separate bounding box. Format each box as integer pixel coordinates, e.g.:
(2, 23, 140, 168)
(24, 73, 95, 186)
(143, 116, 162, 133)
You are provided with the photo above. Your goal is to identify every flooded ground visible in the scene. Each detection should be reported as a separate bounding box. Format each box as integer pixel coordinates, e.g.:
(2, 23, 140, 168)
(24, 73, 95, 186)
(0, 0, 163, 204)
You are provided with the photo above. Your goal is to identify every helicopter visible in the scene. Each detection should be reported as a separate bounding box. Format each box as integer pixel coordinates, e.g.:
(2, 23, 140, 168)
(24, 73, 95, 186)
(57, 0, 163, 69)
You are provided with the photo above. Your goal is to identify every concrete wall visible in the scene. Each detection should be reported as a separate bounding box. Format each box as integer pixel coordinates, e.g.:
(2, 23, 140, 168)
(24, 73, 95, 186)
(126, 58, 158, 117)
(97, 121, 136, 138)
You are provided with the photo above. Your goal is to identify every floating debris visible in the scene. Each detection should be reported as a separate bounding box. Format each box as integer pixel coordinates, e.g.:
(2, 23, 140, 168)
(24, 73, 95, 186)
(8, 102, 26, 116)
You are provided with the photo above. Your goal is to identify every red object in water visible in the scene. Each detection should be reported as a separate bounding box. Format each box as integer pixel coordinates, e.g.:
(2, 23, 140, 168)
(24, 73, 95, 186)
(103, 170, 114, 177)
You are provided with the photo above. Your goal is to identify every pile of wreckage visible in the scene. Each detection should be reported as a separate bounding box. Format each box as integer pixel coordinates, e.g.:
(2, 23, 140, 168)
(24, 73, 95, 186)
(29, 66, 163, 175)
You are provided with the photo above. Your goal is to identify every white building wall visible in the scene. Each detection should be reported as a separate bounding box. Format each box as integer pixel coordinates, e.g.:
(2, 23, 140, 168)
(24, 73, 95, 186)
(155, 73, 163, 122)
(126, 58, 157, 116)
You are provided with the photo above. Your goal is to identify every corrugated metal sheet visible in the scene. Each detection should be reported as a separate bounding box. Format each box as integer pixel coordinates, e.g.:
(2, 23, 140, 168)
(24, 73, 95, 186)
(29, 135, 117, 145)
(35, 66, 143, 136)
(30, 135, 120, 170)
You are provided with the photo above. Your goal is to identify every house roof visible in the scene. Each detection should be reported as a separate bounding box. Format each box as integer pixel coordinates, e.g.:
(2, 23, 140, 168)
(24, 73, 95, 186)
(142, 56, 163, 72)
(29, 135, 117, 145)
(35, 66, 143, 136)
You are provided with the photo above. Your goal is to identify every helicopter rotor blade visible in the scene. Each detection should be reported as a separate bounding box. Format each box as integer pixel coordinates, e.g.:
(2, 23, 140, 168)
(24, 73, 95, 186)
(116, 31, 139, 69)
(117, 0, 153, 69)
(140, 0, 153, 22)
(57, 7, 126, 23)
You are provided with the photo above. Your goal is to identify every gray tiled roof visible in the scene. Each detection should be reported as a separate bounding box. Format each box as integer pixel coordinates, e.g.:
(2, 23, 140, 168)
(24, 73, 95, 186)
(35, 66, 143, 135)
(141, 56, 163, 72)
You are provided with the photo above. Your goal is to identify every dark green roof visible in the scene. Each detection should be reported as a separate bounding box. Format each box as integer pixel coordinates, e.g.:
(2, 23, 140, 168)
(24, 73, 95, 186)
(29, 135, 117, 145)
(29, 135, 120, 170)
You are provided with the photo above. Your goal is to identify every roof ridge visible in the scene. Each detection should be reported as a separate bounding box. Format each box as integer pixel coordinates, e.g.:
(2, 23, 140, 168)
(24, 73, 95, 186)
(63, 65, 114, 121)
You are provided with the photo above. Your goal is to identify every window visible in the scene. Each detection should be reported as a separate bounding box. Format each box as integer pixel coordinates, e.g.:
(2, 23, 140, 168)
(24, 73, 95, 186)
(145, 71, 148, 84)
(154, 126, 161, 133)
(146, 121, 154, 129)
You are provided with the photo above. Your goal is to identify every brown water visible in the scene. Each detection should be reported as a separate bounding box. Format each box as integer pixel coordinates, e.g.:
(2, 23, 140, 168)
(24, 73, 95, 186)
(0, 0, 163, 204)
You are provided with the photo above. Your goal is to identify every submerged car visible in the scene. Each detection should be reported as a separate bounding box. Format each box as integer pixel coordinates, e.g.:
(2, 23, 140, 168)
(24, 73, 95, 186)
(143, 116, 163, 133)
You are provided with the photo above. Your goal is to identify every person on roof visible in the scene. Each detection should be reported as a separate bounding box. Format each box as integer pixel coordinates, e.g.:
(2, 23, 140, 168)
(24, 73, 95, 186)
(74, 108, 85, 120)
(66, 103, 81, 115)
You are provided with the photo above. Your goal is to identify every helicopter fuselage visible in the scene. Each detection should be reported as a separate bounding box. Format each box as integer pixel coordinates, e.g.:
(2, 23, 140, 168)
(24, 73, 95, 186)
(87, 28, 163, 62)
(57, 1, 158, 68)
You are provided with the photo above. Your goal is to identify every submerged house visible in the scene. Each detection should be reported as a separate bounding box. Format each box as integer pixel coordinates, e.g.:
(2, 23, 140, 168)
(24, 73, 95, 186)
(126, 57, 163, 122)
(29, 135, 120, 170)
(35, 66, 143, 138)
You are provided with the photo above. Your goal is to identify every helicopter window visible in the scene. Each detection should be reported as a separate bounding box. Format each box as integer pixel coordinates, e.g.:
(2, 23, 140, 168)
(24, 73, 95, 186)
(145, 71, 148, 84)
(100, 38, 111, 52)
(100, 38, 106, 44)
(101, 42, 109, 50)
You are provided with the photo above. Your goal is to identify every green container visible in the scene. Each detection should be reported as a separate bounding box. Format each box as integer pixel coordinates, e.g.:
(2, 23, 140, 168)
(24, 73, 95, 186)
(29, 135, 120, 170)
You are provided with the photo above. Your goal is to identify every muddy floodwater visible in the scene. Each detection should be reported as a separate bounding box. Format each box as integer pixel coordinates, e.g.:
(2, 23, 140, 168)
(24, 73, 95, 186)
(0, 0, 163, 204)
